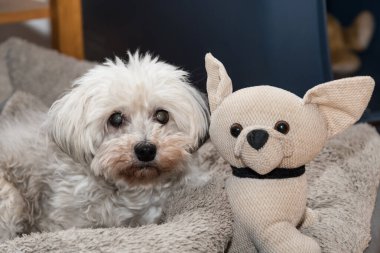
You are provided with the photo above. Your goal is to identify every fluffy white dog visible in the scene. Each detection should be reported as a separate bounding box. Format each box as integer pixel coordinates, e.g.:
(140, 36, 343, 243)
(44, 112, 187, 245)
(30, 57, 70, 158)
(0, 53, 210, 241)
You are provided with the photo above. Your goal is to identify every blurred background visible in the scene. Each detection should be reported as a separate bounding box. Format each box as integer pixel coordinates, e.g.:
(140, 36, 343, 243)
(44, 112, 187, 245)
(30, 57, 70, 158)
(0, 0, 379, 122)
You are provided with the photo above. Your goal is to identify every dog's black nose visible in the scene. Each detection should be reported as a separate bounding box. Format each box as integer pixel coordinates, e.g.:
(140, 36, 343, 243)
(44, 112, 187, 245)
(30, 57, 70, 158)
(134, 142, 157, 162)
(247, 130, 269, 150)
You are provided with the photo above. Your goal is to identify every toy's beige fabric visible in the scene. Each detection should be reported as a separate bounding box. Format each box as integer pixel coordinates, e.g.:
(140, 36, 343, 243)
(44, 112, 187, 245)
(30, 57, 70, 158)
(304, 77, 375, 138)
(205, 53, 374, 253)
(205, 54, 232, 112)
(227, 175, 319, 253)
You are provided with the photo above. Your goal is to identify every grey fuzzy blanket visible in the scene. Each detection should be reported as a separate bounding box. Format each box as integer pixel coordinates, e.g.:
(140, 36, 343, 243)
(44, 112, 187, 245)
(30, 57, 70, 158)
(0, 38, 380, 252)
(1, 146, 232, 253)
(302, 124, 380, 252)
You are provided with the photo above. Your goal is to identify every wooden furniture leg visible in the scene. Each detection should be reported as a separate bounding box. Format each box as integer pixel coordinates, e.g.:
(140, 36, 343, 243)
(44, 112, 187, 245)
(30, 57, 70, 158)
(50, 0, 84, 59)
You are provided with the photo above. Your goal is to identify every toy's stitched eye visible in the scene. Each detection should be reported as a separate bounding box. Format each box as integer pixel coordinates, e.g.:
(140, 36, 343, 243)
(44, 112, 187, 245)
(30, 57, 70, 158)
(109, 112, 124, 128)
(154, 110, 169, 124)
(230, 123, 243, 138)
(275, 121, 290, 134)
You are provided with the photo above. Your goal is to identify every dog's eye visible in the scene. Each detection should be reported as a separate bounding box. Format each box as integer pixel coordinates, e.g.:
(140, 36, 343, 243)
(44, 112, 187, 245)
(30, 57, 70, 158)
(154, 110, 169, 124)
(109, 112, 124, 128)
(230, 123, 243, 138)
(274, 121, 290, 134)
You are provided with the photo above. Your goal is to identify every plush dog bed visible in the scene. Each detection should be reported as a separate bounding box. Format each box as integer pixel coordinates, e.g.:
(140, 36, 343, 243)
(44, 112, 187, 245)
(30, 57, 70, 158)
(0, 93, 232, 252)
(0, 38, 380, 253)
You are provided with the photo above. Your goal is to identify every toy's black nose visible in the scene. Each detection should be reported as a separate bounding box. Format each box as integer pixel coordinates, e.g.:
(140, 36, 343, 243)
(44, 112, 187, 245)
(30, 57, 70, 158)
(134, 142, 157, 162)
(247, 130, 269, 150)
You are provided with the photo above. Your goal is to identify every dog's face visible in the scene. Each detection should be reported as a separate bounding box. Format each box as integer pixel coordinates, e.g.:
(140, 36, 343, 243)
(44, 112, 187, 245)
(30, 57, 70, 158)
(209, 86, 328, 174)
(46, 53, 209, 186)
(205, 53, 374, 175)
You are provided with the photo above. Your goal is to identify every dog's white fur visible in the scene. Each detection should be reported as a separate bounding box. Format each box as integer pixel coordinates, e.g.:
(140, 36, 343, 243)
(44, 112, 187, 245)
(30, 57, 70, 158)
(0, 53, 209, 241)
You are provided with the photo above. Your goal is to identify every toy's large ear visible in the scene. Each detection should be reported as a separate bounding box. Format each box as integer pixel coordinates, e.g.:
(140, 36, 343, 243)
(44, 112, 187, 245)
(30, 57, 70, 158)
(205, 53, 233, 113)
(303, 76, 374, 138)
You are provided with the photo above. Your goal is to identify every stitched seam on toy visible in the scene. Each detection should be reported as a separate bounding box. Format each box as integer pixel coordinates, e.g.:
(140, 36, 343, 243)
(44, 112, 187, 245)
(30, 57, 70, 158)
(231, 165, 305, 179)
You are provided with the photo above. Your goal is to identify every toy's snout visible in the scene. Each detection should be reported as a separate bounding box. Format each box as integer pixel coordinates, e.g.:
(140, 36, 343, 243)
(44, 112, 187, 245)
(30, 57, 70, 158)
(246, 129, 269, 150)
(234, 126, 293, 175)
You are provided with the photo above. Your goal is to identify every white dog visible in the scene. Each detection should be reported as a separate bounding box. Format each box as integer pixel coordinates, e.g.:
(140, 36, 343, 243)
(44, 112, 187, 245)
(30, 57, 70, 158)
(0, 53, 210, 241)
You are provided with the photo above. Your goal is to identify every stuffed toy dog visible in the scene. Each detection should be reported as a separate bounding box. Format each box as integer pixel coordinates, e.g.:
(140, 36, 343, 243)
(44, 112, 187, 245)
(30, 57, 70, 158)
(205, 53, 374, 253)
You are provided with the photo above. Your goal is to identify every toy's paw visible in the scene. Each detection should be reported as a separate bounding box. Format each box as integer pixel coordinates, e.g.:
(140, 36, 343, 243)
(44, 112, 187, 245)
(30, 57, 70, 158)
(264, 222, 321, 253)
(299, 207, 318, 229)
(229, 219, 258, 253)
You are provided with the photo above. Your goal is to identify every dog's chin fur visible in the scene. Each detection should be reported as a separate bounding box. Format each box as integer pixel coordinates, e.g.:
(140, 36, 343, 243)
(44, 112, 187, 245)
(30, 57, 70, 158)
(91, 132, 192, 187)
(0, 52, 210, 241)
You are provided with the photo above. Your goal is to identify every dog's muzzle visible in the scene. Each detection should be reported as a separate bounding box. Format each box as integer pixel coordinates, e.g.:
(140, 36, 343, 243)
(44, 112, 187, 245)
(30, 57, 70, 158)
(233, 126, 294, 175)
(246, 129, 269, 150)
(134, 142, 157, 162)
(234, 126, 292, 158)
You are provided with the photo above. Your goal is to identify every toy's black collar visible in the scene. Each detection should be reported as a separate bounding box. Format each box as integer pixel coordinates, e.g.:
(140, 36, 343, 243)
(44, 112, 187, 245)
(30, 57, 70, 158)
(231, 165, 305, 179)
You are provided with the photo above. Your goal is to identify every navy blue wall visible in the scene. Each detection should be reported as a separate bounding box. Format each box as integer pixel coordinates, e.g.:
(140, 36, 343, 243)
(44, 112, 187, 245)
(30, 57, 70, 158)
(82, 1, 379, 121)
(82, 0, 331, 97)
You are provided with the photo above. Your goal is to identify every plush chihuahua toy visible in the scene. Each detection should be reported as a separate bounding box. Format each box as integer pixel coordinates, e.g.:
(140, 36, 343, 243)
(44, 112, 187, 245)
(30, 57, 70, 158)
(205, 53, 374, 253)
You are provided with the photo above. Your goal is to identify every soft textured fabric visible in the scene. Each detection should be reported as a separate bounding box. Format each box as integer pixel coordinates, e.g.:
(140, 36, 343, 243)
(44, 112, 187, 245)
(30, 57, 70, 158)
(0, 40, 13, 109)
(228, 124, 380, 253)
(303, 77, 375, 138)
(207, 78, 374, 171)
(205, 53, 377, 253)
(302, 125, 380, 252)
(1, 37, 94, 106)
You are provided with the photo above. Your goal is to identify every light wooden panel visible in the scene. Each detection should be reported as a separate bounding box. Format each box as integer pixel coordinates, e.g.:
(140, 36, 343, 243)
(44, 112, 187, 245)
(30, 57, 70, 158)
(0, 0, 49, 24)
(50, 0, 84, 59)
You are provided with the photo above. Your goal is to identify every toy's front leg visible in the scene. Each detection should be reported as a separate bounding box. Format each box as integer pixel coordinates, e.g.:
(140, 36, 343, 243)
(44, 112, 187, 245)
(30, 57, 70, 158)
(226, 175, 320, 253)
(226, 177, 259, 252)
(229, 219, 320, 253)
(229, 218, 258, 253)
(260, 221, 321, 253)
(299, 207, 318, 229)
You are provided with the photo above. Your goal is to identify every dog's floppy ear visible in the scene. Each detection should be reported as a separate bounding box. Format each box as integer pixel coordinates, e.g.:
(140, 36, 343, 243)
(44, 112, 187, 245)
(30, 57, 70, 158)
(303, 76, 374, 138)
(205, 53, 233, 113)
(45, 82, 98, 165)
